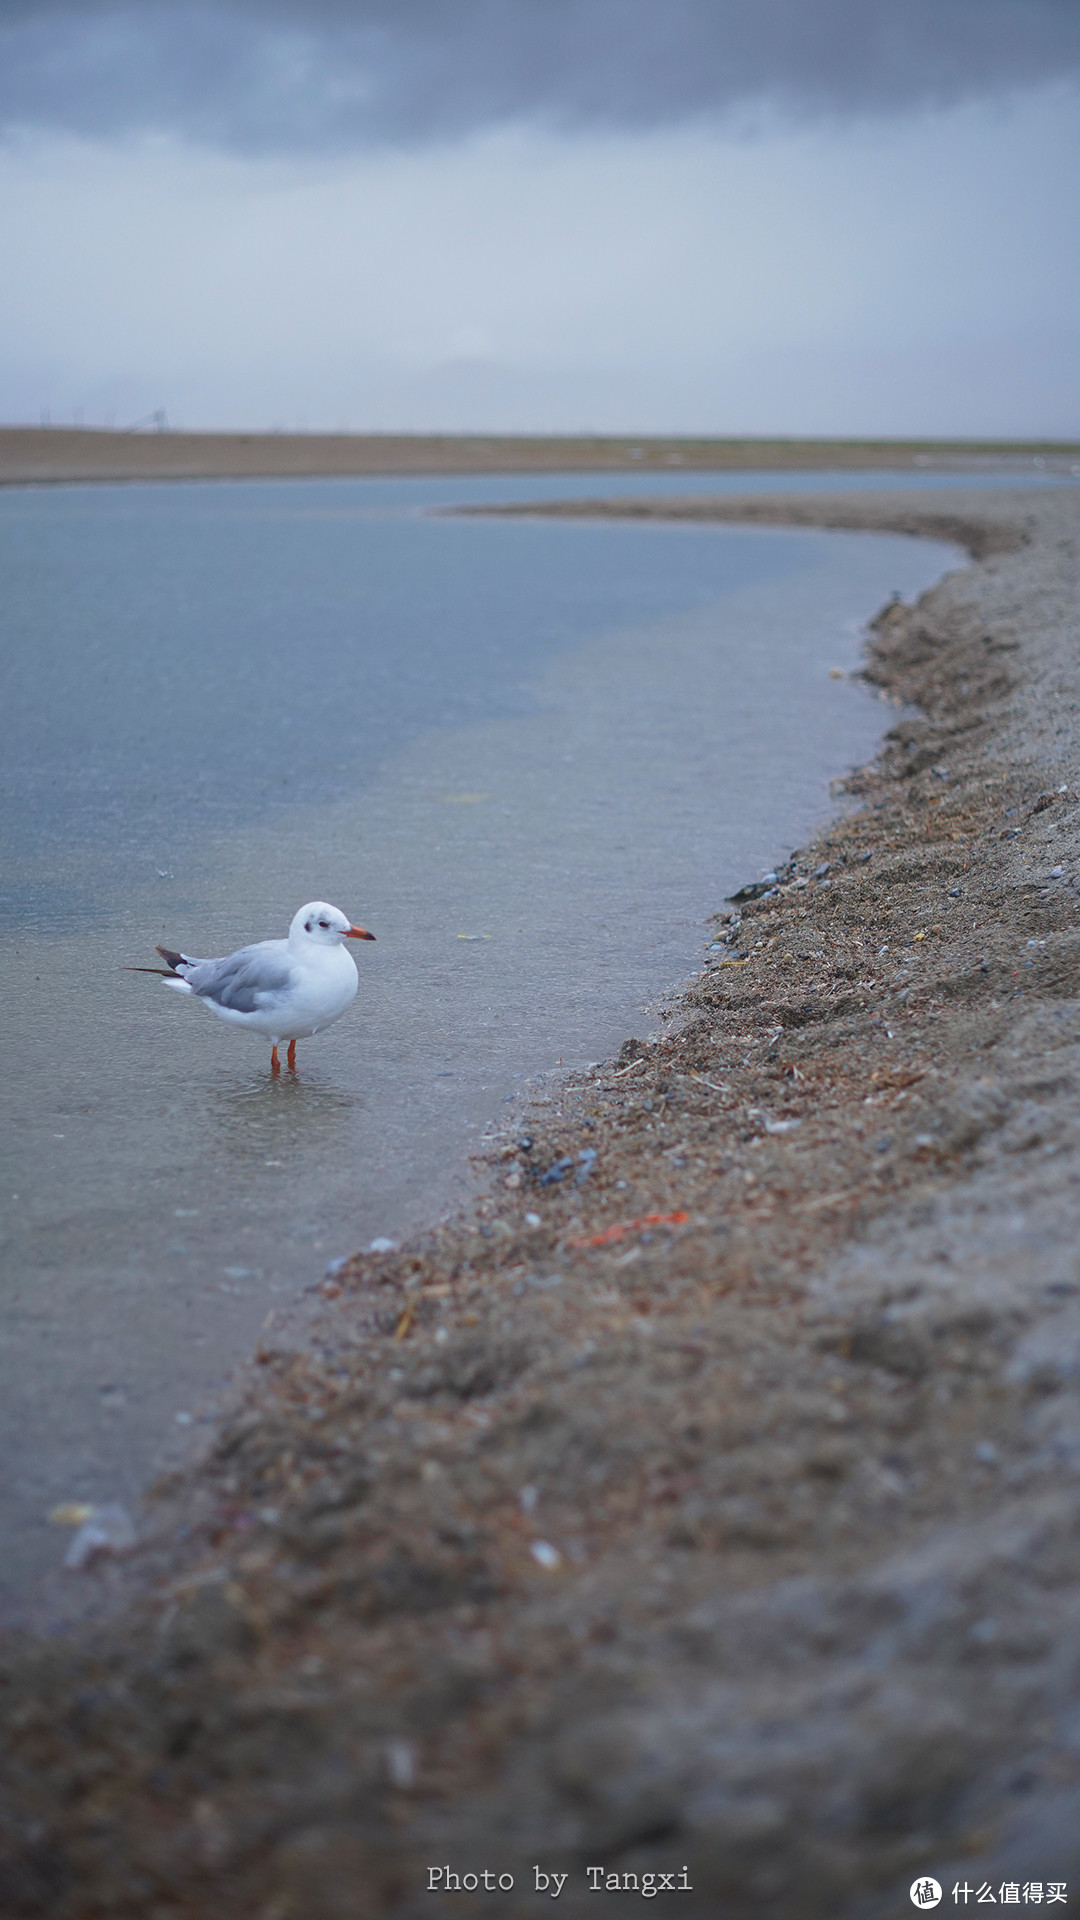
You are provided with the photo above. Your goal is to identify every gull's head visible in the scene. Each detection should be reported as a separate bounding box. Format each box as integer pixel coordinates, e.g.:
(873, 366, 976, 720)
(290, 901, 376, 947)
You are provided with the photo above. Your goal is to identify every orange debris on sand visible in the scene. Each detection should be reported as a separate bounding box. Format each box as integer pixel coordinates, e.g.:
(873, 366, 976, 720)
(567, 1211, 689, 1250)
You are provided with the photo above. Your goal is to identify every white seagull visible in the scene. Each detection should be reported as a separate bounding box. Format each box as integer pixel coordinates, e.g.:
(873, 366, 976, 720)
(129, 901, 375, 1073)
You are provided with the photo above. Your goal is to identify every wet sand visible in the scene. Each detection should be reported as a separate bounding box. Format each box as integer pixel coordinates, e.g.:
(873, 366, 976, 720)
(1, 424, 1078, 488)
(2, 487, 1080, 1917)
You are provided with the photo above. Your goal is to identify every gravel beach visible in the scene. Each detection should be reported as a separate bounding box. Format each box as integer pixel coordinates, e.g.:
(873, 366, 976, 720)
(2, 485, 1080, 1918)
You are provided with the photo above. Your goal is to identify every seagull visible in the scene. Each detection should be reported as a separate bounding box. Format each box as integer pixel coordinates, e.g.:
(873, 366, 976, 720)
(128, 901, 375, 1073)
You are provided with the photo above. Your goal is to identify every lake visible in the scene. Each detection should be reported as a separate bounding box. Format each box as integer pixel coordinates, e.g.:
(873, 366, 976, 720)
(0, 471, 968, 1609)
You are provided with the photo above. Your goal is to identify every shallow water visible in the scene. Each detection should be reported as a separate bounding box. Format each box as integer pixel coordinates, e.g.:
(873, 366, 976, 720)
(0, 474, 962, 1607)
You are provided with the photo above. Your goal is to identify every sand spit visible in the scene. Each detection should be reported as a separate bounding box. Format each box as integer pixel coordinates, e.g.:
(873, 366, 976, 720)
(1, 425, 1078, 487)
(2, 489, 1080, 1916)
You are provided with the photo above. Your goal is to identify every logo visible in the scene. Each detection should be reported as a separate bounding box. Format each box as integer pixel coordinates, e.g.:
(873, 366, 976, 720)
(910, 1881, 942, 1910)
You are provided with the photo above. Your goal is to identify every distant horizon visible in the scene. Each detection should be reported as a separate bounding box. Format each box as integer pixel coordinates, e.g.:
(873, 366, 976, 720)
(4, 420, 1079, 491)
(5, 424, 1079, 451)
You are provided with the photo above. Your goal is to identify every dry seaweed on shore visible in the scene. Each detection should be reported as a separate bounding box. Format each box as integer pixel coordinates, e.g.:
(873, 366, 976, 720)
(3, 489, 1080, 1919)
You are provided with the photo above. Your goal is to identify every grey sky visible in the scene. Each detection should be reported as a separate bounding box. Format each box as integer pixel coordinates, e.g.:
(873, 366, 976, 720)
(1, 3, 1078, 435)
(2, 1, 1080, 149)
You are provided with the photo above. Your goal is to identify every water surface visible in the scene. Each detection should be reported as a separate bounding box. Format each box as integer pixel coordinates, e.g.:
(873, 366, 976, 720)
(0, 474, 961, 1607)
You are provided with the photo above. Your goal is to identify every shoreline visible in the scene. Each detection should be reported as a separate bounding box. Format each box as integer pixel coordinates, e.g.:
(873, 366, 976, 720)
(1, 424, 1078, 489)
(3, 488, 1080, 1915)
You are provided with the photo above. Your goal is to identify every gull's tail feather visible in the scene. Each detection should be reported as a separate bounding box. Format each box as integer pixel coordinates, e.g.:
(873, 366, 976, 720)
(156, 945, 185, 973)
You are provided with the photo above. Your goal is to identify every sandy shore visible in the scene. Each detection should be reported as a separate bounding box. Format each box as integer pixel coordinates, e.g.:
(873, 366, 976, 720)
(1, 425, 1078, 487)
(2, 487, 1080, 1917)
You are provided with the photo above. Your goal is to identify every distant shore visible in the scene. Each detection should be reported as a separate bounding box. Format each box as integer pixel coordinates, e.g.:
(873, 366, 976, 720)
(1, 423, 1078, 487)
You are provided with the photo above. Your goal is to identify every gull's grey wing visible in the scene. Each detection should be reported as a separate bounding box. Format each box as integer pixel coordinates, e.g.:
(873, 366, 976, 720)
(182, 945, 294, 1014)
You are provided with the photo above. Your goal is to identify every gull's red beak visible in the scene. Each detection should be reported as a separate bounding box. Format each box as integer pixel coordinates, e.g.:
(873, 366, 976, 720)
(345, 925, 376, 941)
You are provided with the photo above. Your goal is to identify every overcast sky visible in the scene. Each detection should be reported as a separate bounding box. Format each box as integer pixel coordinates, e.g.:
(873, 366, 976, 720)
(2, 1, 1078, 435)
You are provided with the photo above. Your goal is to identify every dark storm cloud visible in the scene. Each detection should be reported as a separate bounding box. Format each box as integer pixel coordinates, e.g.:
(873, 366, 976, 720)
(2, 0, 1079, 149)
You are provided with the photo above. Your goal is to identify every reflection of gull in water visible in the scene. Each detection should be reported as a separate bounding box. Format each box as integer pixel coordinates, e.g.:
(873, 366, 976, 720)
(128, 901, 375, 1074)
(205, 1071, 363, 1190)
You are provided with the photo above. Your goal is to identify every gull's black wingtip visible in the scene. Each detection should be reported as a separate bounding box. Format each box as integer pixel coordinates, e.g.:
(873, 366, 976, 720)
(122, 944, 184, 977)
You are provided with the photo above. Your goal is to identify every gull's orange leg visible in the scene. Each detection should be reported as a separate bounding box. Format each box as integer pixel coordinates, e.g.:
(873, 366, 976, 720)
(287, 1040, 297, 1071)
(270, 1045, 280, 1076)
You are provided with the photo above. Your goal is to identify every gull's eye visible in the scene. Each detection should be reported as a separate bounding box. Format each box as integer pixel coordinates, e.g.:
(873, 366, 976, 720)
(319, 919, 330, 929)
